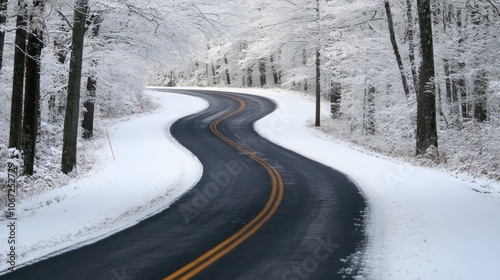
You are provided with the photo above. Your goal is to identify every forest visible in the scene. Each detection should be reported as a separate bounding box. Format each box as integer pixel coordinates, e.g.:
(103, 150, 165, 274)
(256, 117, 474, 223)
(0, 0, 498, 198)
(153, 0, 499, 182)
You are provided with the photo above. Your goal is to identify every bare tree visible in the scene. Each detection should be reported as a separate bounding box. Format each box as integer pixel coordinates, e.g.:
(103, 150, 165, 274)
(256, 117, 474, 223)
(406, 0, 418, 93)
(270, 53, 281, 85)
(9, 0, 28, 149)
(61, 0, 89, 174)
(314, 0, 321, 127)
(224, 55, 231, 85)
(22, 0, 45, 175)
(364, 85, 376, 135)
(385, 0, 410, 98)
(259, 57, 266, 87)
(82, 13, 102, 139)
(0, 0, 7, 70)
(416, 0, 438, 155)
(49, 15, 71, 123)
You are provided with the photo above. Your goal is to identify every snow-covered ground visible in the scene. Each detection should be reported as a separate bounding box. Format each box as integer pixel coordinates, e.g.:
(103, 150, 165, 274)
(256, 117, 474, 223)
(0, 90, 207, 272)
(2, 87, 499, 279)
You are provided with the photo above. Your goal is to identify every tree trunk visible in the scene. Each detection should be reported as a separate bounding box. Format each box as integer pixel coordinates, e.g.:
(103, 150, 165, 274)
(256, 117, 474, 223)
(450, 72, 461, 125)
(270, 54, 279, 85)
(314, 0, 321, 127)
(473, 70, 488, 122)
(443, 59, 452, 102)
(469, 5, 488, 122)
(61, 0, 89, 174)
(272, 49, 282, 85)
(457, 68, 467, 119)
(224, 56, 230, 85)
(455, 8, 468, 123)
(406, 0, 418, 93)
(259, 58, 266, 87)
(211, 63, 216, 85)
(51, 20, 71, 121)
(82, 14, 102, 139)
(82, 71, 96, 139)
(330, 82, 341, 119)
(22, 0, 45, 175)
(247, 66, 253, 87)
(315, 47, 321, 127)
(9, 0, 28, 149)
(82, 76, 96, 139)
(366, 85, 376, 135)
(441, 2, 453, 111)
(205, 63, 209, 84)
(416, 0, 438, 155)
(385, 0, 410, 98)
(0, 0, 7, 70)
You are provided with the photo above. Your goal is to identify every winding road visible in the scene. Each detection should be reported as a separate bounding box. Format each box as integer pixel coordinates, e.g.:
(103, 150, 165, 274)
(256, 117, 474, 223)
(0, 89, 366, 280)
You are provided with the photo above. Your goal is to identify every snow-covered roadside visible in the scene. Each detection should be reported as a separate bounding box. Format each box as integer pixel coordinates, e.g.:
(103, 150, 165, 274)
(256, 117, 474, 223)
(234, 88, 500, 280)
(0, 90, 207, 272)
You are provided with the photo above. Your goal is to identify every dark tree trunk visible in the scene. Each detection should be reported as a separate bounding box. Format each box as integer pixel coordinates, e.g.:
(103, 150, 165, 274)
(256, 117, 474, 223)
(444, 59, 452, 102)
(450, 74, 461, 124)
(302, 48, 307, 66)
(315, 47, 321, 127)
(277, 52, 282, 84)
(366, 85, 376, 135)
(9, 0, 28, 149)
(385, 0, 410, 98)
(314, 0, 321, 127)
(50, 21, 71, 121)
(22, 0, 45, 175)
(81, 76, 95, 139)
(473, 70, 488, 122)
(330, 82, 341, 119)
(0, 0, 7, 70)
(247, 66, 253, 87)
(82, 76, 96, 139)
(273, 49, 282, 85)
(469, 5, 488, 122)
(457, 68, 467, 119)
(406, 0, 419, 93)
(205, 63, 209, 84)
(211, 64, 216, 85)
(224, 56, 230, 85)
(270, 54, 280, 85)
(416, 0, 438, 155)
(302, 48, 307, 91)
(61, 0, 89, 174)
(82, 14, 102, 139)
(259, 58, 266, 87)
(442, 6, 460, 126)
(455, 8, 468, 122)
(48, 93, 56, 123)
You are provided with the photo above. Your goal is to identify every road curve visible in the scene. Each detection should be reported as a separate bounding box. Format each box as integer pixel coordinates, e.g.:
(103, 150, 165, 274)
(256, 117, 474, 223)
(0, 89, 366, 280)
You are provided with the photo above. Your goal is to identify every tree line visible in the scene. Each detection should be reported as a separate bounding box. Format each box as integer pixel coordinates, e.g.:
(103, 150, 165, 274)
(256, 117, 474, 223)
(156, 0, 498, 165)
(1, 0, 498, 178)
(1, 0, 108, 175)
(1, 0, 226, 176)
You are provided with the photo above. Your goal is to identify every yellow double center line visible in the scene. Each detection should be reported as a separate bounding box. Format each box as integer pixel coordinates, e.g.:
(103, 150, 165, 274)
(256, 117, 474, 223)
(164, 94, 285, 280)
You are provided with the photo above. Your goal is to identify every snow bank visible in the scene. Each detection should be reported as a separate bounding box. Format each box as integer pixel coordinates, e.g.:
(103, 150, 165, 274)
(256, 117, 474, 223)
(0, 90, 207, 272)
